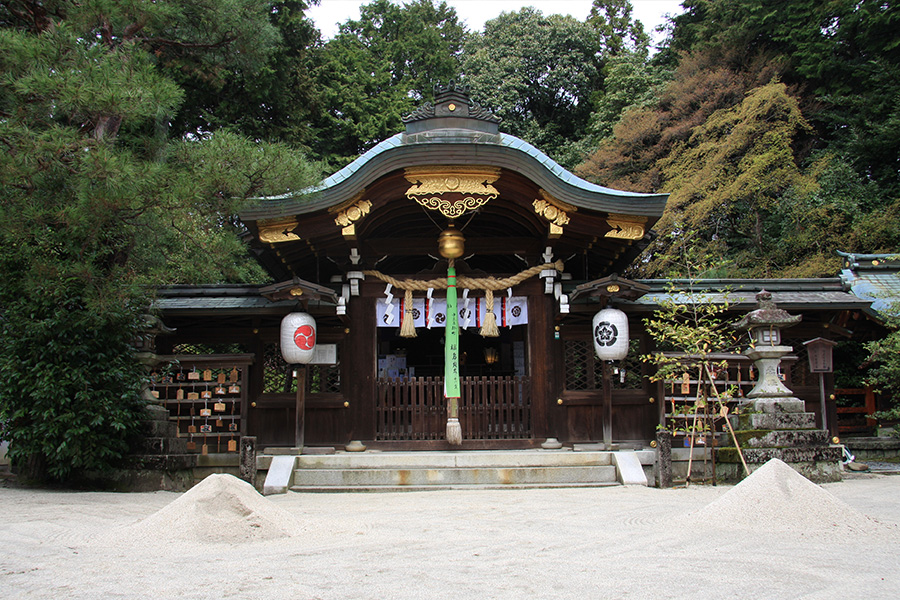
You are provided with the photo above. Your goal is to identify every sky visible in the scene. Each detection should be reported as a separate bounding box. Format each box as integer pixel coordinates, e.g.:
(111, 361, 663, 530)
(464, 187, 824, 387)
(307, 0, 686, 44)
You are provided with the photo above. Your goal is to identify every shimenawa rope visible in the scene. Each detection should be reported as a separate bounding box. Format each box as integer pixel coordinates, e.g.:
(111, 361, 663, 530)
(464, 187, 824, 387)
(365, 260, 564, 338)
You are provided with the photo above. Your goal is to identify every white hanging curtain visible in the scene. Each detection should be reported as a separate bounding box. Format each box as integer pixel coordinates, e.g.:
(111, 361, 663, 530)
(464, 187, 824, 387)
(376, 297, 528, 328)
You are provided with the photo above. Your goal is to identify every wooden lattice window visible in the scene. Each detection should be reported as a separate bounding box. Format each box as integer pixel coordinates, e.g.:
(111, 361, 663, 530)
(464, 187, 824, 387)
(309, 363, 341, 393)
(172, 343, 246, 355)
(784, 337, 811, 387)
(262, 342, 341, 394)
(612, 339, 644, 390)
(564, 338, 643, 391)
(564, 340, 603, 390)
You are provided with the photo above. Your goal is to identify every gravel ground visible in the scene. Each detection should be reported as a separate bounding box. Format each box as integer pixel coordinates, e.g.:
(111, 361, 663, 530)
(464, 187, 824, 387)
(1, 467, 898, 600)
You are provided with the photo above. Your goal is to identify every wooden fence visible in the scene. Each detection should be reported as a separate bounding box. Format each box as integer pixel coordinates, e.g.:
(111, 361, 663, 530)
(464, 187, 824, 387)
(375, 376, 532, 441)
(835, 387, 877, 435)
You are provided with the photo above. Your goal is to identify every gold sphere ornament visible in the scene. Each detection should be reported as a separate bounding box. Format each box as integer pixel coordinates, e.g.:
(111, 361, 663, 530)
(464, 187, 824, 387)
(438, 224, 465, 259)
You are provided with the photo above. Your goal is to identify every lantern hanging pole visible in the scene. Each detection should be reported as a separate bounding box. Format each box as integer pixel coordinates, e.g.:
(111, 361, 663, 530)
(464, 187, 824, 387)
(280, 312, 317, 453)
(818, 372, 828, 431)
(295, 366, 306, 450)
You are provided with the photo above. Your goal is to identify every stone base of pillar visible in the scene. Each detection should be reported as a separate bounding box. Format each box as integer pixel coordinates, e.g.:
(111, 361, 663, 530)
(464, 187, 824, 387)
(716, 398, 842, 483)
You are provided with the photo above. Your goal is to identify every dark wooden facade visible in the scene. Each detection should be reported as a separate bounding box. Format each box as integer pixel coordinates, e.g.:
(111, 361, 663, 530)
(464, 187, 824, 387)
(153, 85, 879, 451)
(156, 278, 876, 449)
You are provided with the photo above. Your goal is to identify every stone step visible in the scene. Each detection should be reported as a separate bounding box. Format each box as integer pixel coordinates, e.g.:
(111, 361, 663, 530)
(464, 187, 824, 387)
(292, 482, 622, 493)
(291, 464, 618, 489)
(274, 450, 651, 492)
(292, 450, 614, 470)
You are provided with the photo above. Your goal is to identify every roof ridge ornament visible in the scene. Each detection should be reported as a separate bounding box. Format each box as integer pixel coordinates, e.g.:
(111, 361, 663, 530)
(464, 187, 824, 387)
(434, 80, 470, 97)
(401, 80, 501, 125)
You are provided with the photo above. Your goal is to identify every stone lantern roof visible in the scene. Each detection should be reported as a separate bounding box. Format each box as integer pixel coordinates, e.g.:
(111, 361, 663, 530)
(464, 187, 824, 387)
(732, 290, 802, 332)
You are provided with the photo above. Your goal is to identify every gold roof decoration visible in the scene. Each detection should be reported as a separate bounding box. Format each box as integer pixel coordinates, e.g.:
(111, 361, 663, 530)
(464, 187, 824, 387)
(331, 192, 372, 240)
(257, 217, 301, 244)
(404, 166, 501, 219)
(533, 190, 575, 238)
(604, 214, 647, 240)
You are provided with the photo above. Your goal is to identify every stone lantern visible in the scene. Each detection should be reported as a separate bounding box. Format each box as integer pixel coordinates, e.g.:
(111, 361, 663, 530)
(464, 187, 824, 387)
(719, 290, 842, 483)
(732, 290, 802, 411)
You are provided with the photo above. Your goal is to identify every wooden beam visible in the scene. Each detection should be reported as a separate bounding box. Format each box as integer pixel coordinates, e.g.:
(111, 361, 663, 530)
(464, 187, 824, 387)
(363, 237, 543, 256)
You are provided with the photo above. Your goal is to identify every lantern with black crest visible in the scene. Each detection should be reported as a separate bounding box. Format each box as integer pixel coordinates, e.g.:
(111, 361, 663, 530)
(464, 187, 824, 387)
(592, 307, 629, 361)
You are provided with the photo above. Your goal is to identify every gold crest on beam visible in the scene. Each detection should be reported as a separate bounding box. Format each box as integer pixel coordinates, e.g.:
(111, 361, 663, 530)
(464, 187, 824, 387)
(404, 166, 500, 219)
(604, 214, 647, 240)
(533, 190, 573, 238)
(258, 217, 301, 244)
(333, 197, 372, 240)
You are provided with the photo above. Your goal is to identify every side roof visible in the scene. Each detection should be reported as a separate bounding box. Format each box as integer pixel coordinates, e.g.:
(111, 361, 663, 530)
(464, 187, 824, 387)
(839, 251, 900, 318)
(603, 277, 872, 313)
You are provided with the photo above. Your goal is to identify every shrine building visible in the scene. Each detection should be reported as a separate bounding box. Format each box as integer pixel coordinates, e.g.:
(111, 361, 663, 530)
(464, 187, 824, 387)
(150, 84, 873, 472)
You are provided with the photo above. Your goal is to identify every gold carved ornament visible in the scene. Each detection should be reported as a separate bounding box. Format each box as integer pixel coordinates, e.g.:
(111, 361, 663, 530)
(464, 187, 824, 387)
(404, 166, 501, 219)
(532, 190, 575, 238)
(257, 217, 300, 244)
(604, 214, 647, 240)
(332, 197, 372, 239)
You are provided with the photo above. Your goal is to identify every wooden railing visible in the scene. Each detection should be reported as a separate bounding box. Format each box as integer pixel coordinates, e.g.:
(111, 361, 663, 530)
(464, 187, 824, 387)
(835, 387, 877, 435)
(375, 376, 532, 441)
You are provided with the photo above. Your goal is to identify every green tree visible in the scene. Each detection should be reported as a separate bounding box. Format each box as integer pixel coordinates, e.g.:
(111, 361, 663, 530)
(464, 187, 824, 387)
(583, 50, 671, 144)
(566, 1, 664, 158)
(309, 0, 465, 167)
(768, 155, 900, 277)
(665, 0, 900, 198)
(865, 307, 900, 430)
(587, 0, 650, 56)
(0, 1, 317, 480)
(166, 1, 325, 153)
(641, 249, 749, 478)
(462, 7, 602, 168)
(576, 50, 782, 193)
(648, 82, 813, 277)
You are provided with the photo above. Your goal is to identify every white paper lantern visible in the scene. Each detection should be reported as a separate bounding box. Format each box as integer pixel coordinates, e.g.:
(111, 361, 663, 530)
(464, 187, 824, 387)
(281, 312, 317, 364)
(592, 308, 629, 361)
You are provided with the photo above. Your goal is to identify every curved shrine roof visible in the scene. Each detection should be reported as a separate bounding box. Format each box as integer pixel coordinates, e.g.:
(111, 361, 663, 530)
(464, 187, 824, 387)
(242, 84, 667, 222)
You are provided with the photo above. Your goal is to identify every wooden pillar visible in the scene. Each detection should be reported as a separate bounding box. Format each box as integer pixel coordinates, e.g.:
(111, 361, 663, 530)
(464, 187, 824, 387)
(529, 292, 553, 439)
(599, 296, 613, 445)
(295, 366, 306, 450)
(347, 295, 377, 441)
(602, 360, 613, 444)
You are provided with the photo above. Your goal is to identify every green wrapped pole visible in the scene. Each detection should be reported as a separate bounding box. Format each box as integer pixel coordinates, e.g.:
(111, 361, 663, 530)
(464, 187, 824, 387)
(445, 263, 462, 445)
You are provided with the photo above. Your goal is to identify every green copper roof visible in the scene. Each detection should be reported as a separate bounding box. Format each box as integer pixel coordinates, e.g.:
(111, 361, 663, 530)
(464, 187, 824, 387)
(243, 129, 668, 221)
(839, 251, 900, 317)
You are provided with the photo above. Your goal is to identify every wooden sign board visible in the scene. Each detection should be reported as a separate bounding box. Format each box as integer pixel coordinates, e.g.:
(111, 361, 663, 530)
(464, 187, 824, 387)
(311, 344, 338, 365)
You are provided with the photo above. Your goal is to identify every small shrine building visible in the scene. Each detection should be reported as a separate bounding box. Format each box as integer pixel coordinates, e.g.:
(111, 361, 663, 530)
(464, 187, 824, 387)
(152, 84, 873, 454)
